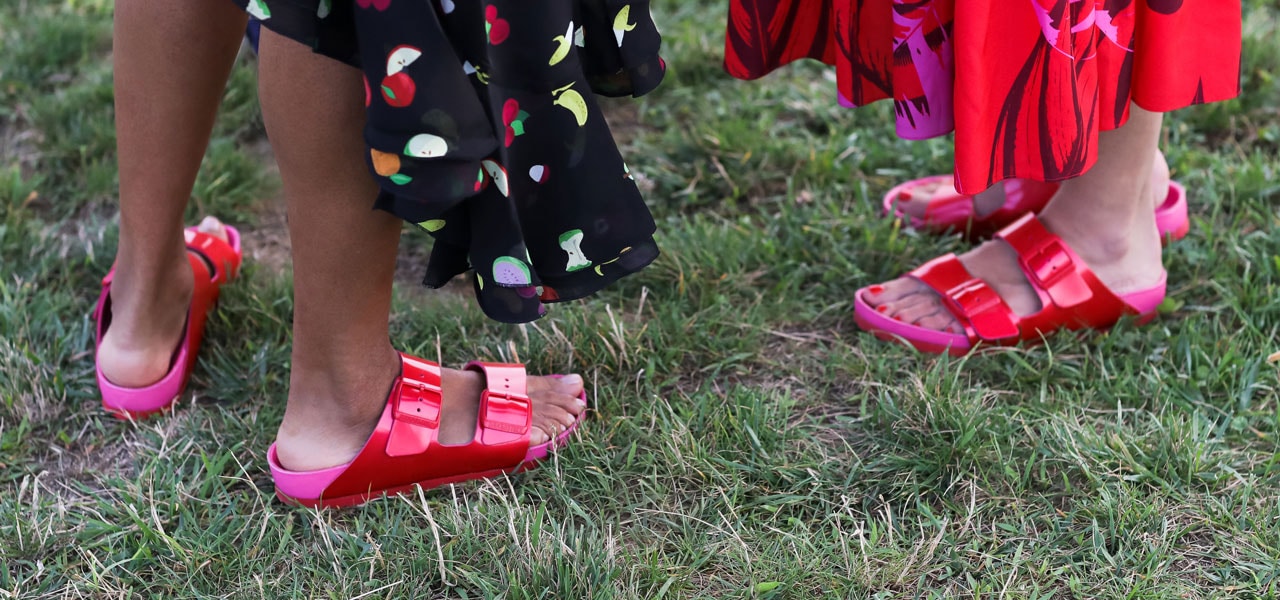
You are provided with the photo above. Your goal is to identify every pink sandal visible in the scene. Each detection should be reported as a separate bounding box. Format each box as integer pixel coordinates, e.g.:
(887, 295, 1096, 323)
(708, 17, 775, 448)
(94, 226, 243, 418)
(884, 176, 1190, 243)
(853, 214, 1167, 356)
(270, 353, 586, 508)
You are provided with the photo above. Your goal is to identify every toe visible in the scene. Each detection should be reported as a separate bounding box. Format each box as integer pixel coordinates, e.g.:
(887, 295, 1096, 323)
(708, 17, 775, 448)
(526, 372, 586, 446)
(197, 216, 229, 244)
(894, 181, 946, 218)
(864, 277, 931, 307)
(917, 312, 963, 334)
(890, 295, 948, 326)
(532, 403, 576, 445)
(555, 373, 585, 402)
(873, 279, 965, 334)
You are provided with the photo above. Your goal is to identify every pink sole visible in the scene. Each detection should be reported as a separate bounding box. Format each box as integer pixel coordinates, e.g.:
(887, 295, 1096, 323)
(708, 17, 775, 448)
(97, 226, 242, 419)
(272, 381, 588, 508)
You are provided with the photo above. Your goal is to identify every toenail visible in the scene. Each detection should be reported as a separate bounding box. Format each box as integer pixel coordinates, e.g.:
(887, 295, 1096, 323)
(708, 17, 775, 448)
(868, 285, 884, 295)
(562, 374, 582, 385)
(898, 191, 911, 200)
(876, 305, 888, 313)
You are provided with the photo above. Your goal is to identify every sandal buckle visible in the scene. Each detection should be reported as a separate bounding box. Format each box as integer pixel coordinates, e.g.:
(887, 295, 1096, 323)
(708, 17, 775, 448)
(396, 377, 442, 428)
(481, 390, 532, 435)
(1023, 240, 1073, 290)
(947, 279, 1001, 318)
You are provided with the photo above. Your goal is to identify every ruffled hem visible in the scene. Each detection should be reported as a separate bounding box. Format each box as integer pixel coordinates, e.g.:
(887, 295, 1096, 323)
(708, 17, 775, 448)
(238, 0, 665, 323)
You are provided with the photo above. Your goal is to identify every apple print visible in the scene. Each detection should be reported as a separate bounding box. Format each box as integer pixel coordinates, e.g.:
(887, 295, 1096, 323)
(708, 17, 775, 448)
(379, 46, 422, 108)
(363, 75, 371, 107)
(246, 0, 271, 19)
(501, 98, 529, 147)
(485, 5, 510, 45)
(355, 0, 391, 10)
(405, 133, 448, 158)
(381, 72, 415, 107)
(482, 160, 510, 197)
(418, 219, 445, 232)
(385, 45, 421, 75)
(439, 0, 455, 13)
(370, 149, 400, 176)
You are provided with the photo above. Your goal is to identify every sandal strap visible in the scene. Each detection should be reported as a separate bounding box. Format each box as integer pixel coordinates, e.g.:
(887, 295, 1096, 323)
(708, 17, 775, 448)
(385, 354, 445, 457)
(184, 228, 241, 284)
(464, 362, 533, 438)
(996, 214, 1100, 310)
(911, 254, 1020, 342)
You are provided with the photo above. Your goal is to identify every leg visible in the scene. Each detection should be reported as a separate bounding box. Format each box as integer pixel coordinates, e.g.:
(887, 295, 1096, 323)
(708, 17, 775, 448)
(255, 30, 587, 472)
(100, 0, 246, 387)
(868, 105, 1167, 332)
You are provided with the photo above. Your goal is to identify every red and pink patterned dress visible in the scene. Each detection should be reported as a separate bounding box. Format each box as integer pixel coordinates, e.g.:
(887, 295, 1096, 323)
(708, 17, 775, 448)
(725, 0, 1242, 194)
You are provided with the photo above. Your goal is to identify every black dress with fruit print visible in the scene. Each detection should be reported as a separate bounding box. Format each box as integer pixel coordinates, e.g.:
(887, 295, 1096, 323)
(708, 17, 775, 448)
(237, 0, 664, 322)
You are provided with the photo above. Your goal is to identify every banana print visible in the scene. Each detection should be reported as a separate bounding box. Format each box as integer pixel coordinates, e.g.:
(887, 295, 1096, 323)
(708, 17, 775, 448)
(613, 5, 636, 47)
(552, 83, 589, 126)
(551, 21, 574, 66)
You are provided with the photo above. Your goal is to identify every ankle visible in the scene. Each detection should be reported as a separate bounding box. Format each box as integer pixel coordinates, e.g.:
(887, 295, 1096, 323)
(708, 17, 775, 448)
(110, 251, 194, 308)
(275, 380, 391, 472)
(283, 344, 400, 425)
(971, 184, 1007, 217)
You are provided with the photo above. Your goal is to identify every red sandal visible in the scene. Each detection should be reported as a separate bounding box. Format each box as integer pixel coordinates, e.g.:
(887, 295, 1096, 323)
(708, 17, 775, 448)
(853, 214, 1168, 356)
(883, 175, 1190, 243)
(94, 226, 243, 418)
(269, 353, 585, 508)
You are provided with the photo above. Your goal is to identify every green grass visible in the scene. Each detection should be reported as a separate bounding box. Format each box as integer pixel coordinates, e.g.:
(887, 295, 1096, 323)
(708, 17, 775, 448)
(3, 1, 1280, 598)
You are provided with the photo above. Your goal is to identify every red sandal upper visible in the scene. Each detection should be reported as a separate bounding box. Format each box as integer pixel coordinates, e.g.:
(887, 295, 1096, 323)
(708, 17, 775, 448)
(320, 354, 535, 501)
(854, 213, 1165, 354)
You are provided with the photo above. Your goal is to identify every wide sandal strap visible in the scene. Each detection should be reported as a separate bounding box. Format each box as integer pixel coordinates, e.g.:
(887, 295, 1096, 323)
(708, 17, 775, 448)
(464, 361, 533, 444)
(384, 354, 446, 457)
(910, 254, 1021, 343)
(994, 214, 1129, 329)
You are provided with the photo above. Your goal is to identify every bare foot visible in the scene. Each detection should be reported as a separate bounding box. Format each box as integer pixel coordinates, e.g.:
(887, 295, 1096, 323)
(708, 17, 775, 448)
(273, 349, 587, 472)
(98, 216, 229, 388)
(892, 177, 1009, 220)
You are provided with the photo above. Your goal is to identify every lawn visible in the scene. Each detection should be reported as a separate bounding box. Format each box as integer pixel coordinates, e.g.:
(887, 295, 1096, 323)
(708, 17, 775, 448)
(2, 1, 1280, 598)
